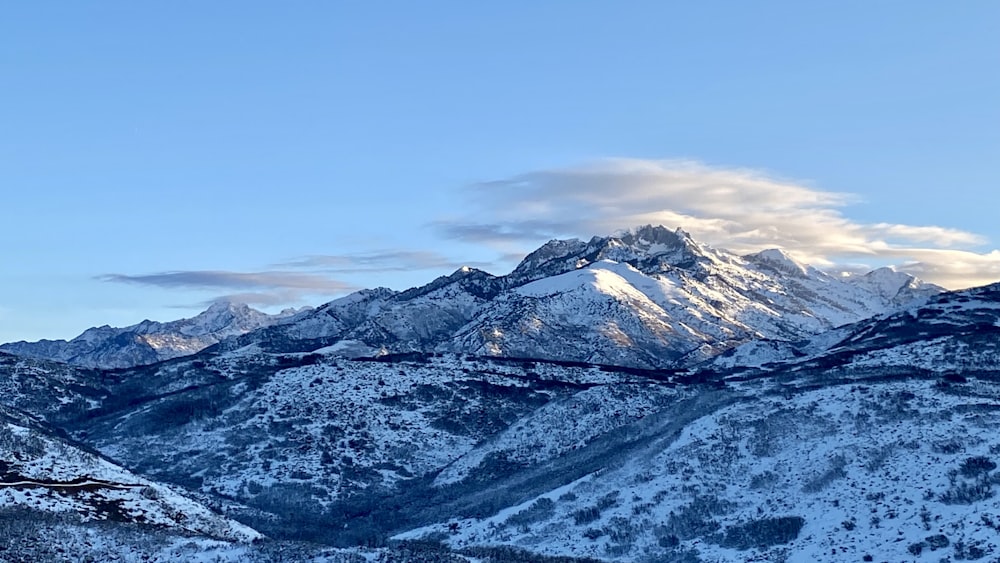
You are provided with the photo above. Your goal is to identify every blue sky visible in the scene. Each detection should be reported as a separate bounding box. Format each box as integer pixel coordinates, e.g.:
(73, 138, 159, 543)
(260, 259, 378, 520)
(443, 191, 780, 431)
(2, 1, 998, 342)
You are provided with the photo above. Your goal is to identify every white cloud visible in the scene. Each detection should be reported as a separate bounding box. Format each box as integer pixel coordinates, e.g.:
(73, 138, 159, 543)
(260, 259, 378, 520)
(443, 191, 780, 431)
(440, 158, 1000, 289)
(99, 270, 354, 292)
(277, 250, 494, 272)
(98, 270, 358, 307)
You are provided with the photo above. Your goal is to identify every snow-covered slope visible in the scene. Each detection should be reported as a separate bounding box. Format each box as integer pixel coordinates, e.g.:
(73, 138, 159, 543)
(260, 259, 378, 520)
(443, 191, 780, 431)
(387, 287, 1000, 561)
(0, 352, 99, 424)
(68, 348, 660, 545)
(705, 281, 1000, 376)
(1, 301, 304, 369)
(457, 226, 942, 366)
(401, 374, 1000, 562)
(0, 413, 260, 543)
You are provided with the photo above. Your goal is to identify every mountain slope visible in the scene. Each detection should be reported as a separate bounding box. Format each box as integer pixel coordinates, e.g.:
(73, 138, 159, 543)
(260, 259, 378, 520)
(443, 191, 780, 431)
(0, 351, 108, 426)
(706, 281, 1000, 377)
(0, 398, 267, 561)
(401, 372, 1000, 562)
(61, 285, 1000, 561)
(64, 347, 669, 545)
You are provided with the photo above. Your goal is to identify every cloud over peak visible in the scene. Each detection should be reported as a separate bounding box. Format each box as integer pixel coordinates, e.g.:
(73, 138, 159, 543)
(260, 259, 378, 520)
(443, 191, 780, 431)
(439, 158, 999, 289)
(97, 249, 503, 308)
(277, 250, 493, 273)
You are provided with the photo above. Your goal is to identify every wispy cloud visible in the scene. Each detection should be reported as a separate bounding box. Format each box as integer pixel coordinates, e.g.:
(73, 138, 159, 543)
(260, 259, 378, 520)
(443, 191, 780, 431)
(97, 249, 506, 309)
(203, 291, 312, 308)
(278, 250, 493, 272)
(99, 270, 355, 292)
(430, 221, 576, 246)
(438, 158, 1000, 289)
(98, 270, 358, 307)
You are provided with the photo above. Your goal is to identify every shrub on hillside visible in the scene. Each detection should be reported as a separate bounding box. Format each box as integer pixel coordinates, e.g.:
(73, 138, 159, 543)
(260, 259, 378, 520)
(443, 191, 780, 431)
(717, 516, 805, 550)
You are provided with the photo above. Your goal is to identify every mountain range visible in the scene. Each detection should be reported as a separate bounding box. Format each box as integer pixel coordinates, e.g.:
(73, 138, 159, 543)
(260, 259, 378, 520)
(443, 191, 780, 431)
(5, 226, 941, 371)
(0, 301, 305, 369)
(3, 225, 1000, 562)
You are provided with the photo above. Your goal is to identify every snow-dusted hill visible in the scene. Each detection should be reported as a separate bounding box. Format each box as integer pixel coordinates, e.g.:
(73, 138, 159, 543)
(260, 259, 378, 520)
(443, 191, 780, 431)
(402, 374, 1000, 562)
(0, 351, 107, 426)
(67, 348, 665, 545)
(0, 399, 267, 561)
(388, 289, 1000, 561)
(1, 301, 305, 369)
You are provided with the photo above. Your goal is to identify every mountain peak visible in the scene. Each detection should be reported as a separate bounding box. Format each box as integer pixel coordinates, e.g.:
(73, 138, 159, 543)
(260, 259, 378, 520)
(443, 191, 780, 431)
(191, 300, 262, 325)
(619, 224, 692, 249)
(396, 265, 502, 302)
(843, 266, 941, 307)
(745, 248, 810, 278)
(507, 238, 589, 285)
(592, 225, 708, 273)
(450, 265, 490, 278)
(0, 300, 289, 369)
(506, 225, 713, 286)
(204, 300, 249, 313)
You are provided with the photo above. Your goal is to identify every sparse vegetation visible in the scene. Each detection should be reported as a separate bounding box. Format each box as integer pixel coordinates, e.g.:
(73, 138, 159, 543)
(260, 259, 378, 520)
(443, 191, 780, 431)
(717, 516, 805, 550)
(505, 497, 555, 532)
(659, 496, 730, 541)
(802, 455, 848, 493)
(940, 459, 998, 505)
(572, 490, 620, 526)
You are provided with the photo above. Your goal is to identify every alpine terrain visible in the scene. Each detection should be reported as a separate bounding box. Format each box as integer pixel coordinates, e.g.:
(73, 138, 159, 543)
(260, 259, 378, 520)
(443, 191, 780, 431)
(3, 226, 1000, 562)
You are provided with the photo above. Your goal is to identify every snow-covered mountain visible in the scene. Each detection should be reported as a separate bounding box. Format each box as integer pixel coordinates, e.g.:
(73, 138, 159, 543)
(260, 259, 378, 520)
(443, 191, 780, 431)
(219, 225, 941, 368)
(1, 301, 305, 369)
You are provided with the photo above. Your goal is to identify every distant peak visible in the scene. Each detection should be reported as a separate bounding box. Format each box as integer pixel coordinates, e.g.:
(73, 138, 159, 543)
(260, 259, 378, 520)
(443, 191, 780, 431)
(604, 224, 706, 261)
(859, 267, 918, 291)
(865, 266, 903, 278)
(752, 248, 798, 263)
(745, 248, 810, 277)
(193, 301, 265, 324)
(451, 265, 485, 277)
(508, 225, 710, 284)
(842, 266, 942, 304)
(205, 300, 247, 313)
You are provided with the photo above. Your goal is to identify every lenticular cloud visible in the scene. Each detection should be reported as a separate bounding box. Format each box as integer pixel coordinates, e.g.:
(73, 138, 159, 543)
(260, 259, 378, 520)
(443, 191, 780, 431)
(442, 158, 1000, 289)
